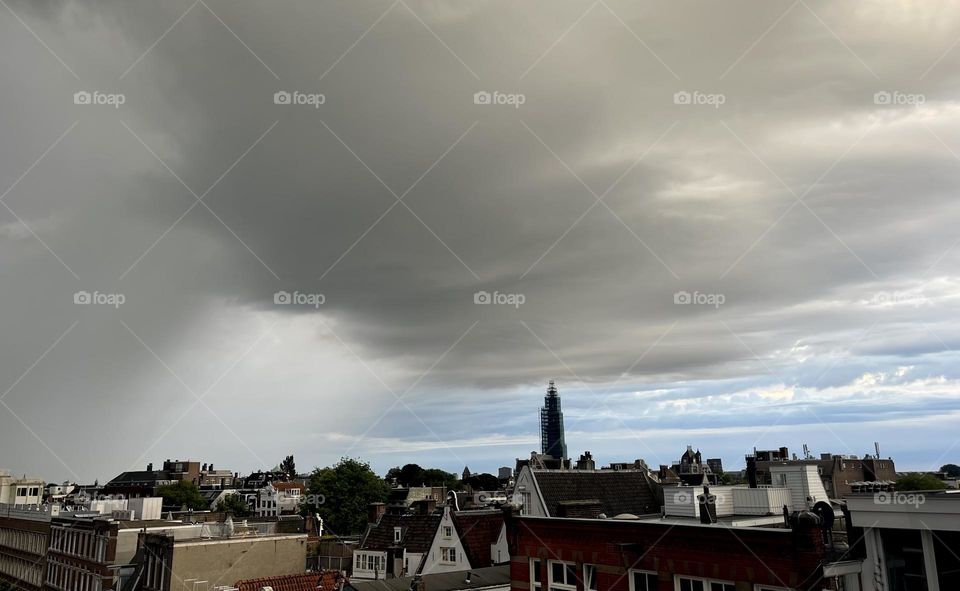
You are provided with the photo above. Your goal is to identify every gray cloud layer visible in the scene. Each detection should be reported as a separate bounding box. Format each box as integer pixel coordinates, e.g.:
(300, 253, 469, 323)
(2, 0, 960, 480)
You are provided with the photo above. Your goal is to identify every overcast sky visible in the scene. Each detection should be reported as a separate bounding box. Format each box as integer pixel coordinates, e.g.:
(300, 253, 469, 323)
(2, 0, 960, 483)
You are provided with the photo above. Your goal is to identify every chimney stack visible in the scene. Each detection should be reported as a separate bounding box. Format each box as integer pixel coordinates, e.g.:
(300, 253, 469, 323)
(746, 456, 758, 488)
(368, 502, 386, 525)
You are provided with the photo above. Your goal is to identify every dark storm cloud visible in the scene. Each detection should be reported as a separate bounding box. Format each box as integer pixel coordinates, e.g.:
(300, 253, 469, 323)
(3, 0, 960, 479)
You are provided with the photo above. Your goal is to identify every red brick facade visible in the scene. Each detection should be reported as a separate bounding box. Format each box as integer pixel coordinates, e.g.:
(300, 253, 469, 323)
(507, 515, 831, 591)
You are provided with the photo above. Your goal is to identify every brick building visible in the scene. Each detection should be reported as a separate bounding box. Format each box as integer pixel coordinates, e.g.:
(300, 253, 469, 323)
(749, 448, 896, 499)
(506, 511, 837, 591)
(0, 509, 50, 591)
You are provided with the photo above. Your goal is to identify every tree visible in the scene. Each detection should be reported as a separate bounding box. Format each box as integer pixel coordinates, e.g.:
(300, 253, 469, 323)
(385, 464, 458, 489)
(156, 480, 208, 510)
(215, 493, 251, 517)
(464, 473, 500, 491)
(940, 464, 960, 478)
(422, 468, 459, 489)
(895, 473, 947, 491)
(280, 455, 297, 478)
(307, 458, 390, 535)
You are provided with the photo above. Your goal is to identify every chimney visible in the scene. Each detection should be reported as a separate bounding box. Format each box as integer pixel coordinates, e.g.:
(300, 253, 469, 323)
(746, 456, 757, 488)
(147, 462, 153, 472)
(209, 463, 214, 471)
(698, 486, 717, 524)
(368, 502, 386, 525)
(575, 452, 595, 471)
(414, 499, 437, 515)
(202, 463, 208, 472)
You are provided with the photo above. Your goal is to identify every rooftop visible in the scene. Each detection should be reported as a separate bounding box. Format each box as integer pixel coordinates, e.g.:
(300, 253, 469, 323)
(348, 565, 509, 591)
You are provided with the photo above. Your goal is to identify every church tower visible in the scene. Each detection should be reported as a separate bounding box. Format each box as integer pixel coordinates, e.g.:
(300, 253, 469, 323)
(540, 380, 568, 460)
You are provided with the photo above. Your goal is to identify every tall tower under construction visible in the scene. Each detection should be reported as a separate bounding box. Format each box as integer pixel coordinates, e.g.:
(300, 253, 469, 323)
(540, 380, 568, 460)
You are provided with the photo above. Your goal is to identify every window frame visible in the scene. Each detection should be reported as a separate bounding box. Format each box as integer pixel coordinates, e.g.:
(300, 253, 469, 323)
(548, 560, 578, 591)
(583, 564, 598, 591)
(674, 576, 737, 591)
(441, 546, 457, 564)
(530, 558, 543, 591)
(628, 569, 658, 591)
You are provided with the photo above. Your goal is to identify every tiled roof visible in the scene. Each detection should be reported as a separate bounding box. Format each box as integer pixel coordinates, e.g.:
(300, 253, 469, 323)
(361, 513, 441, 553)
(533, 470, 658, 517)
(106, 470, 172, 485)
(236, 570, 343, 591)
(274, 482, 306, 492)
(452, 511, 504, 568)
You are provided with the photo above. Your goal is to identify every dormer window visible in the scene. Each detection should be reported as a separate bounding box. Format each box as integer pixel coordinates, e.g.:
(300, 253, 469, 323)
(394, 527, 402, 543)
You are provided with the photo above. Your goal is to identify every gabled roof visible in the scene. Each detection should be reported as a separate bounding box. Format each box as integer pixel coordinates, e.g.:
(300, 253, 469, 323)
(236, 570, 343, 591)
(532, 470, 658, 517)
(452, 511, 504, 568)
(361, 512, 442, 553)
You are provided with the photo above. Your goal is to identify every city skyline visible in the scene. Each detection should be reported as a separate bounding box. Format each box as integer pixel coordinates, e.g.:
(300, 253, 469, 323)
(2, 1, 960, 484)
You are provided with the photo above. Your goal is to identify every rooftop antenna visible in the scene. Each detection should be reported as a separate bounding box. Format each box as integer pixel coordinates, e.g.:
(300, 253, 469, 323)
(874, 442, 880, 459)
(802, 444, 811, 460)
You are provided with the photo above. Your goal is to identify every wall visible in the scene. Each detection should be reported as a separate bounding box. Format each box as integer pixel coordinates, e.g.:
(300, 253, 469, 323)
(509, 516, 827, 591)
(171, 534, 307, 588)
(421, 507, 470, 575)
(0, 516, 49, 591)
(732, 488, 794, 516)
(663, 486, 735, 518)
(512, 468, 545, 517)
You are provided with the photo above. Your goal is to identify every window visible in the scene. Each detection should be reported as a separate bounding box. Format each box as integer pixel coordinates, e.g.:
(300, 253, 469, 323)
(441, 547, 456, 563)
(583, 564, 597, 591)
(677, 577, 704, 591)
(443, 526, 453, 538)
(629, 570, 657, 591)
(530, 559, 542, 591)
(520, 492, 532, 515)
(394, 527, 402, 543)
(675, 577, 735, 591)
(549, 561, 577, 591)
